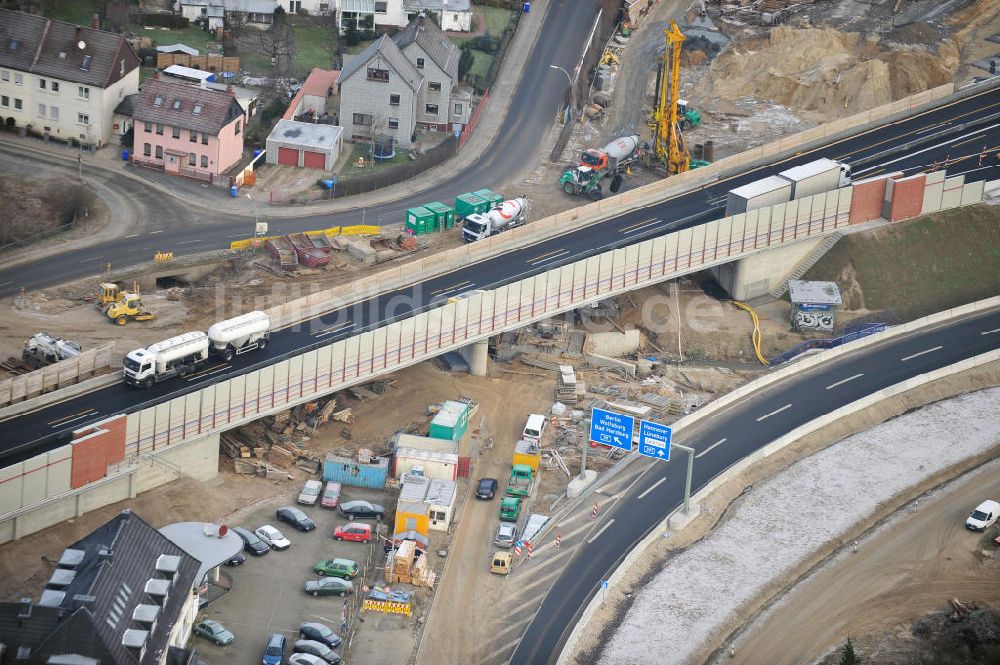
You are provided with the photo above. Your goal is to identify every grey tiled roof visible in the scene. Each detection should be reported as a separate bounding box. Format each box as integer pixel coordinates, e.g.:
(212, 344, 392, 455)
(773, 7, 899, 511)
(340, 34, 422, 92)
(0, 510, 200, 665)
(135, 77, 244, 134)
(394, 16, 459, 80)
(0, 9, 140, 88)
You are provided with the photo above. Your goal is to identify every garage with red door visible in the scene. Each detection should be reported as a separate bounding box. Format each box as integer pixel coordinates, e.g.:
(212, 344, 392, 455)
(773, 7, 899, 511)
(266, 120, 343, 171)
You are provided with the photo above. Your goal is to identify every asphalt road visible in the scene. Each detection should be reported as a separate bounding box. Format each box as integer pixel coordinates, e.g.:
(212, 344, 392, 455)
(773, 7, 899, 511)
(509, 306, 1000, 665)
(0, 0, 599, 295)
(1, 83, 997, 463)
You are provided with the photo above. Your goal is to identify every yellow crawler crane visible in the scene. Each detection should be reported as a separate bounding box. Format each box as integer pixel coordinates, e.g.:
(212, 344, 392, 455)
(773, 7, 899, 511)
(652, 20, 691, 175)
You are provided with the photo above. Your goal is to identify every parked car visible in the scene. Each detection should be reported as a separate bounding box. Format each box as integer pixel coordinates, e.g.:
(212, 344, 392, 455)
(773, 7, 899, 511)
(476, 478, 498, 500)
(494, 522, 517, 548)
(298, 622, 342, 648)
(297, 479, 323, 506)
(333, 522, 371, 543)
(338, 500, 385, 520)
(292, 639, 341, 664)
(276, 506, 317, 532)
(304, 577, 354, 597)
(225, 551, 246, 566)
(255, 524, 291, 550)
(966, 499, 1000, 531)
(320, 481, 342, 509)
(313, 558, 359, 579)
(193, 619, 234, 645)
(288, 655, 328, 665)
(232, 526, 270, 556)
(262, 632, 286, 665)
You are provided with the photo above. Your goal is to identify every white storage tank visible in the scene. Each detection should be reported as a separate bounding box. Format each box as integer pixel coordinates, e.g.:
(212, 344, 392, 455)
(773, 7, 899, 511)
(207, 311, 270, 355)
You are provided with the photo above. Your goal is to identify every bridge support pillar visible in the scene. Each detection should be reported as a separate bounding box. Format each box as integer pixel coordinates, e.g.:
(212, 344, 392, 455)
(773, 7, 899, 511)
(711, 237, 824, 301)
(460, 339, 490, 377)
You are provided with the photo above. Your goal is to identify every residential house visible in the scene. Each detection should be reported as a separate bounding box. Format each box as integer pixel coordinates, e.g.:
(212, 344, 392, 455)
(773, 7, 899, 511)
(0, 509, 201, 665)
(403, 0, 472, 31)
(334, 0, 471, 31)
(174, 0, 226, 30)
(222, 0, 276, 26)
(0, 9, 141, 147)
(338, 34, 421, 146)
(337, 15, 470, 146)
(395, 14, 469, 131)
(133, 76, 245, 181)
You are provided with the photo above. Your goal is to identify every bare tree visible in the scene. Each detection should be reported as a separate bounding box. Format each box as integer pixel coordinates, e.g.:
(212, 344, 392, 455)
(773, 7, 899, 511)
(258, 12, 295, 74)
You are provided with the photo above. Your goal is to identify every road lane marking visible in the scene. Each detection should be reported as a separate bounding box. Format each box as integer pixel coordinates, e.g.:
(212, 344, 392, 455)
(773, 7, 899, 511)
(950, 132, 986, 148)
(47, 408, 98, 427)
(526, 249, 570, 266)
(619, 217, 660, 234)
(981, 327, 1000, 335)
(149, 230, 164, 234)
(637, 477, 666, 499)
(587, 518, 615, 544)
(525, 248, 568, 264)
(124, 233, 139, 238)
(0, 281, 14, 288)
(430, 280, 471, 296)
(313, 320, 354, 337)
(900, 345, 943, 362)
(80, 256, 104, 263)
(184, 364, 229, 381)
(177, 239, 202, 245)
(756, 404, 791, 422)
(696, 438, 728, 459)
(826, 373, 865, 390)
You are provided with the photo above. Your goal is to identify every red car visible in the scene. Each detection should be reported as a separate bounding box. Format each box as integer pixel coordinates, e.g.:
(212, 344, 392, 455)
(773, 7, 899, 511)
(320, 481, 342, 509)
(333, 522, 371, 543)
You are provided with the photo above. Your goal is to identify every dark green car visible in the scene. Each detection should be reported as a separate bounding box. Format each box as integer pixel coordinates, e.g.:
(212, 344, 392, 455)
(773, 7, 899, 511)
(313, 557, 359, 579)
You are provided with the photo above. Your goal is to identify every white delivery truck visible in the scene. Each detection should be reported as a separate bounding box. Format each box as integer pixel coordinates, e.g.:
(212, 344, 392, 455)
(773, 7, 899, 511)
(462, 197, 529, 242)
(777, 158, 852, 200)
(207, 311, 271, 361)
(123, 331, 210, 388)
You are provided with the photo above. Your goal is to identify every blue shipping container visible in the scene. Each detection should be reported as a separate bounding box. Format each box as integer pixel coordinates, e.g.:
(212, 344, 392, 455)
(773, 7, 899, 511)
(323, 453, 388, 489)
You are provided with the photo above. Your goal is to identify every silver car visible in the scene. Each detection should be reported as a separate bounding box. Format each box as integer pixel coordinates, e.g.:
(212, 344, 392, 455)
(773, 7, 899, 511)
(297, 480, 323, 506)
(495, 522, 516, 548)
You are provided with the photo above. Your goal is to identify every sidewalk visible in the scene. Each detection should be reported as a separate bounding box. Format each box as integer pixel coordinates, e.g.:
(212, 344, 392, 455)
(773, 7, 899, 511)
(0, 1, 552, 221)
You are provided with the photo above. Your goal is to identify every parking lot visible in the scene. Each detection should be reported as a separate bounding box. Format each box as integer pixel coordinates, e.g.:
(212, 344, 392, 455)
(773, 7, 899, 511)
(192, 485, 396, 664)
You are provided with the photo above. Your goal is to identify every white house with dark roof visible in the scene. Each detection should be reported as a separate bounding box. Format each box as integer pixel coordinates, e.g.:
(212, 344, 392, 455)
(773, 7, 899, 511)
(0, 9, 141, 147)
(337, 15, 470, 147)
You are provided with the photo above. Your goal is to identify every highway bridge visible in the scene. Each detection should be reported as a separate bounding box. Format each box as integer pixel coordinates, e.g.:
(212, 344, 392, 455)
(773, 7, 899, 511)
(0, 80, 997, 544)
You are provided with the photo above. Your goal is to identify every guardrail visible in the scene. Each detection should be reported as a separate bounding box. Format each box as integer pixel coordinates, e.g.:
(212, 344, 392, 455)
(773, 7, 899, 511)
(0, 342, 115, 408)
(768, 322, 887, 365)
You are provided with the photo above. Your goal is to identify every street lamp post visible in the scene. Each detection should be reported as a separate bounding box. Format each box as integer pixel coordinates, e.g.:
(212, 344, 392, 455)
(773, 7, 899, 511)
(549, 64, 575, 118)
(246, 192, 260, 252)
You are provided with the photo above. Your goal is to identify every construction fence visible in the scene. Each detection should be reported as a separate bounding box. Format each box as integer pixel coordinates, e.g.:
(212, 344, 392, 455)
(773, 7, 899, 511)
(154, 54, 240, 72)
(229, 225, 382, 250)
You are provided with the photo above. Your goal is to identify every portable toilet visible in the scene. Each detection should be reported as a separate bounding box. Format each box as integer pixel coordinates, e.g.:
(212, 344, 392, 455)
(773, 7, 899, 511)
(455, 193, 488, 220)
(472, 188, 503, 208)
(424, 201, 456, 229)
(406, 206, 436, 235)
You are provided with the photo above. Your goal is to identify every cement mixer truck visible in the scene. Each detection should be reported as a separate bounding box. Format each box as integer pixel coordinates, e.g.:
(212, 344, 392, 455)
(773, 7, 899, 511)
(124, 311, 272, 387)
(462, 197, 529, 242)
(560, 134, 640, 200)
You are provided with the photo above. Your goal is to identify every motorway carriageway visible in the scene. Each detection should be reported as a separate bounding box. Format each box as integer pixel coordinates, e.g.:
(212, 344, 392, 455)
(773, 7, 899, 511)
(1, 84, 998, 463)
(509, 306, 1000, 665)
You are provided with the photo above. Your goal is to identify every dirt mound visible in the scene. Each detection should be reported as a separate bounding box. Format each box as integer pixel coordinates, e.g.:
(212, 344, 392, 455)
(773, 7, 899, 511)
(696, 26, 957, 122)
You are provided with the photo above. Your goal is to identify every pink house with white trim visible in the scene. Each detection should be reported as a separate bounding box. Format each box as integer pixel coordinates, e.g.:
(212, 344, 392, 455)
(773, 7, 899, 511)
(132, 75, 244, 181)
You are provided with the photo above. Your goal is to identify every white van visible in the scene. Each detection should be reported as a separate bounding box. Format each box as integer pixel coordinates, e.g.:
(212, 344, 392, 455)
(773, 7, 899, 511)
(522, 414, 547, 442)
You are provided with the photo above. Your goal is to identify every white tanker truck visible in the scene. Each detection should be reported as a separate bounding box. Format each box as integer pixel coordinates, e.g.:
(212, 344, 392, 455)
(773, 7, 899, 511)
(462, 197, 529, 242)
(123, 311, 271, 388)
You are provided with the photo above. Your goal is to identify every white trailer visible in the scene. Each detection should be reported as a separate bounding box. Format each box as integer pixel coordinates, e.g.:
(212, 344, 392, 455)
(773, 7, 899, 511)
(725, 175, 792, 216)
(207, 311, 271, 361)
(462, 197, 529, 242)
(123, 331, 210, 388)
(778, 158, 852, 200)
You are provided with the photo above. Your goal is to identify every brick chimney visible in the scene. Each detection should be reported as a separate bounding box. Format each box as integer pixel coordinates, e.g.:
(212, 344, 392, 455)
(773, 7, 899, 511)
(226, 83, 233, 96)
(91, 13, 100, 30)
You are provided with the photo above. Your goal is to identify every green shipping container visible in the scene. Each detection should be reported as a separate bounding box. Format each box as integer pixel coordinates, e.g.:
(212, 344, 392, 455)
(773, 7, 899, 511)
(428, 400, 471, 441)
(472, 188, 503, 208)
(455, 193, 488, 219)
(424, 201, 456, 229)
(405, 206, 435, 235)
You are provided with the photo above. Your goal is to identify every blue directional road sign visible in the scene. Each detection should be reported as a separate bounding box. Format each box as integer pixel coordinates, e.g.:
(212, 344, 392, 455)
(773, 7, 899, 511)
(638, 420, 672, 461)
(590, 407, 634, 450)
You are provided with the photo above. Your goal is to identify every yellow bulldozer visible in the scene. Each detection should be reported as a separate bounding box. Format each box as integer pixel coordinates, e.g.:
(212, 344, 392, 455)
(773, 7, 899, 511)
(99, 282, 154, 325)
